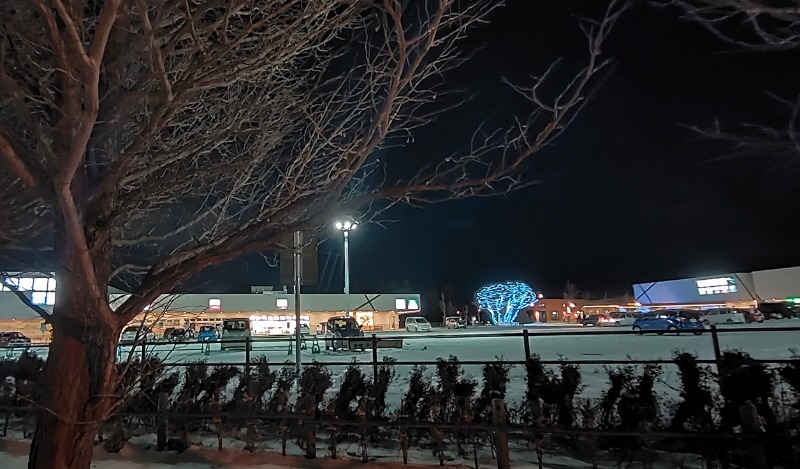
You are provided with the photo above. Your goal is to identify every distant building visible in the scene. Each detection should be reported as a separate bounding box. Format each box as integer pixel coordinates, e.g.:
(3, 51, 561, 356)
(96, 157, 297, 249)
(0, 272, 420, 341)
(521, 296, 645, 321)
(520, 298, 585, 323)
(632, 265, 800, 310)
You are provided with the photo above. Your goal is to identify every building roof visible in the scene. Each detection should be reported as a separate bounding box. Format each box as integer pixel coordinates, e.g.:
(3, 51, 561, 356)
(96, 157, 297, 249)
(632, 266, 800, 305)
(1, 291, 421, 320)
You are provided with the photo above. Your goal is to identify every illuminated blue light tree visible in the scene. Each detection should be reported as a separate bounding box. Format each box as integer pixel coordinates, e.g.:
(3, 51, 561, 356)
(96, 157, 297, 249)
(475, 281, 537, 324)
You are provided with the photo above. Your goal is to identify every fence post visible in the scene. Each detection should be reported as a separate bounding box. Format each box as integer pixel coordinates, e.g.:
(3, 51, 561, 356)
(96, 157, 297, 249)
(710, 325, 722, 366)
(156, 391, 168, 451)
(491, 398, 510, 469)
(371, 334, 379, 382)
(245, 336, 251, 375)
(522, 329, 531, 361)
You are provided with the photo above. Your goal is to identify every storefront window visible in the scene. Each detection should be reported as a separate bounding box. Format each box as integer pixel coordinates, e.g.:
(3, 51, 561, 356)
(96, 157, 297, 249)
(356, 311, 374, 328)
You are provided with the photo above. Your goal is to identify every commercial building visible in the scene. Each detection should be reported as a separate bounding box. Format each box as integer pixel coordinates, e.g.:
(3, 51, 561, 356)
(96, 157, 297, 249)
(521, 296, 641, 322)
(521, 298, 583, 323)
(109, 291, 421, 334)
(632, 265, 800, 310)
(0, 273, 421, 341)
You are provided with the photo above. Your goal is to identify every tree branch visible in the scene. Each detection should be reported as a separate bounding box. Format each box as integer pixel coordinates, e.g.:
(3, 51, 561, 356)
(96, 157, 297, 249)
(0, 277, 52, 321)
(0, 134, 37, 188)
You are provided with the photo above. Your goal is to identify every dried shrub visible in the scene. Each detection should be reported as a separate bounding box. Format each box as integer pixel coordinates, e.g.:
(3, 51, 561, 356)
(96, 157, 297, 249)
(370, 357, 396, 420)
(718, 351, 775, 431)
(557, 363, 583, 428)
(475, 359, 511, 423)
(0, 352, 44, 437)
(779, 354, 800, 411)
(599, 365, 635, 430)
(296, 362, 332, 457)
(170, 361, 239, 446)
(671, 352, 714, 431)
(522, 354, 559, 425)
(330, 360, 368, 420)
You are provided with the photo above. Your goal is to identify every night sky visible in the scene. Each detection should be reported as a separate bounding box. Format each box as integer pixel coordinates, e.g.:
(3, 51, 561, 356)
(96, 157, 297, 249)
(194, 1, 800, 300)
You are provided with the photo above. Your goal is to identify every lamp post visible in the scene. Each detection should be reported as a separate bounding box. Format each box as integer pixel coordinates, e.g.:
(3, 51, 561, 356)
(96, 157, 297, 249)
(334, 217, 359, 316)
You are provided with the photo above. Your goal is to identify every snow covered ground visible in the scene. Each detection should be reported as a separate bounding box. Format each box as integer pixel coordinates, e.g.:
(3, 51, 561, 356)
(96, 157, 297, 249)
(1, 435, 711, 469)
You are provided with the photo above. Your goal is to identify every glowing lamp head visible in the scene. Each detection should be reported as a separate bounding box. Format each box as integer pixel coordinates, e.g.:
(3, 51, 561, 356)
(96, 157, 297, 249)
(335, 217, 359, 232)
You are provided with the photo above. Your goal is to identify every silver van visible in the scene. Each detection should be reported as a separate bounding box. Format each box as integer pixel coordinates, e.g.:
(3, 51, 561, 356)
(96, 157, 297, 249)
(405, 316, 432, 332)
(220, 318, 251, 350)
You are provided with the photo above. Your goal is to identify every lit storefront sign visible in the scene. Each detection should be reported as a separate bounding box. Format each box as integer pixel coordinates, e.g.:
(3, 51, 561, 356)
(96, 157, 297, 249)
(276, 298, 288, 310)
(395, 298, 420, 310)
(249, 314, 310, 335)
(696, 278, 737, 296)
(208, 298, 221, 311)
(355, 311, 374, 327)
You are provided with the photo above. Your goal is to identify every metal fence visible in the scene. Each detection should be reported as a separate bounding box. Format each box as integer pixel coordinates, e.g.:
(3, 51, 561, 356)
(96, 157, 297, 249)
(8, 324, 800, 368)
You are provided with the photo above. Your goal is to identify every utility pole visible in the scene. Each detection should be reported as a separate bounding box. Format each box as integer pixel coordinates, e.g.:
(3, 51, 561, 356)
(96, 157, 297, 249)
(343, 229, 350, 316)
(293, 230, 302, 376)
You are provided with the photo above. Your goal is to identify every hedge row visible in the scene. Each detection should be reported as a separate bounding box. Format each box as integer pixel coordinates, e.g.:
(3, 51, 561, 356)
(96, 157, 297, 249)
(2, 351, 799, 467)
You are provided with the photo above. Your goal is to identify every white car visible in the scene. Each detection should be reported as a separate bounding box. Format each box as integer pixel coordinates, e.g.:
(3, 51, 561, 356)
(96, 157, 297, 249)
(119, 326, 156, 345)
(701, 308, 746, 325)
(405, 317, 432, 332)
(608, 312, 636, 327)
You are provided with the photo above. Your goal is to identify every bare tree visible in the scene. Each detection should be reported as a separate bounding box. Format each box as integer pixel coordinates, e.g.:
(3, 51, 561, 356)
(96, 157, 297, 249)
(663, 0, 800, 50)
(661, 0, 800, 164)
(564, 280, 580, 300)
(0, 0, 628, 467)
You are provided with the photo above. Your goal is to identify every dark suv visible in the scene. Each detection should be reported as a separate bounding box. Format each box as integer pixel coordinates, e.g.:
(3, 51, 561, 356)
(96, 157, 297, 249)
(323, 316, 364, 351)
(163, 327, 195, 342)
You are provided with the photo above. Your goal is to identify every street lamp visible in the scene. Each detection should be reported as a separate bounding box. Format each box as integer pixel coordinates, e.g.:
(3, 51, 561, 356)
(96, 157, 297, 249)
(335, 217, 359, 316)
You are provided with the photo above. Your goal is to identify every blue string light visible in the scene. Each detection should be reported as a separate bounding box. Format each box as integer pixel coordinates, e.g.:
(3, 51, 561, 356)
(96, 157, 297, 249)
(475, 281, 537, 324)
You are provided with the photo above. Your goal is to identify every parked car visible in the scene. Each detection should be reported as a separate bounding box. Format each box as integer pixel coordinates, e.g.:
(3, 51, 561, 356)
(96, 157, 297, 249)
(632, 316, 704, 335)
(758, 302, 795, 320)
(220, 319, 250, 350)
(163, 327, 194, 342)
(742, 309, 765, 324)
(581, 314, 614, 326)
(445, 316, 466, 329)
(324, 316, 364, 351)
(0, 331, 31, 348)
(700, 308, 746, 325)
(608, 312, 636, 327)
(119, 326, 156, 345)
(405, 316, 432, 332)
(195, 325, 219, 342)
(664, 310, 702, 321)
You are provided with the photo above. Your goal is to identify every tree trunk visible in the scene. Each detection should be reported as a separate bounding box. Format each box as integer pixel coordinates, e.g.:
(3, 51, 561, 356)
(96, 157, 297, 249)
(28, 214, 121, 469)
(28, 304, 120, 469)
